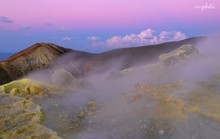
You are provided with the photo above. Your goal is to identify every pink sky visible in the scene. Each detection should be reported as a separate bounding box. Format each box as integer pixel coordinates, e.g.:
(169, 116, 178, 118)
(0, 0, 219, 52)
(0, 0, 219, 29)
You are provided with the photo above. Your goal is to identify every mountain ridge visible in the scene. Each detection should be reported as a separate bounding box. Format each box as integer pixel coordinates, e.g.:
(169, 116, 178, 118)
(0, 43, 75, 85)
(0, 36, 206, 85)
(2, 43, 72, 62)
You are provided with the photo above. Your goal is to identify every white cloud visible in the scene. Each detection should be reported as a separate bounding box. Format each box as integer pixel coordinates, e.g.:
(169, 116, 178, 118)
(106, 29, 157, 47)
(138, 29, 154, 39)
(159, 31, 186, 42)
(87, 36, 100, 41)
(61, 37, 73, 41)
(89, 29, 186, 48)
(159, 31, 170, 42)
(173, 31, 186, 41)
(106, 36, 123, 47)
(150, 36, 159, 44)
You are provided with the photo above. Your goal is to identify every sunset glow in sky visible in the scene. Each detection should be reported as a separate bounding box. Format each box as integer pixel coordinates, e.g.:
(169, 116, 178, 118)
(0, 0, 220, 52)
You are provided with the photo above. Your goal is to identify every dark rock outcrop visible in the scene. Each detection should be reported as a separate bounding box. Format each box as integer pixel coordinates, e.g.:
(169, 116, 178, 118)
(159, 45, 199, 67)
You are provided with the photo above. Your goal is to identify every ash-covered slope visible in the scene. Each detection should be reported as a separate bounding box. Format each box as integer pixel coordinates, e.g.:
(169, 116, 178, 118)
(91, 37, 203, 68)
(61, 37, 205, 75)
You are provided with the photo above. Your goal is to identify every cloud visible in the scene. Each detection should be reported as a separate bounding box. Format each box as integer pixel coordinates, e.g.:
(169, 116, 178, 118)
(0, 16, 13, 23)
(138, 29, 154, 39)
(159, 31, 186, 42)
(173, 31, 186, 40)
(106, 29, 158, 47)
(87, 36, 100, 41)
(61, 37, 73, 41)
(89, 29, 186, 48)
(21, 25, 32, 30)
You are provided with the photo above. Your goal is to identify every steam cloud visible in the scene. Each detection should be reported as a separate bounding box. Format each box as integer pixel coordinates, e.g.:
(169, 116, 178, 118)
(27, 36, 220, 139)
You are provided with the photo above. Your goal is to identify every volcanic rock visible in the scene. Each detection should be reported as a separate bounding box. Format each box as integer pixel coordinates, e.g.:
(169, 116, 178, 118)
(0, 43, 72, 85)
(51, 69, 76, 86)
(159, 44, 199, 67)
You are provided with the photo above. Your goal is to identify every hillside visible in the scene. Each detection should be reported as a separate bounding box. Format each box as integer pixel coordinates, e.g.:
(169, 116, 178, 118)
(0, 43, 90, 85)
(0, 37, 204, 85)
(86, 37, 204, 71)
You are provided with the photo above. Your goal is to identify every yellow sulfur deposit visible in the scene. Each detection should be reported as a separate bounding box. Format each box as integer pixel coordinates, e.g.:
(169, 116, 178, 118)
(0, 78, 59, 97)
(133, 80, 220, 138)
(0, 79, 63, 139)
(0, 93, 61, 139)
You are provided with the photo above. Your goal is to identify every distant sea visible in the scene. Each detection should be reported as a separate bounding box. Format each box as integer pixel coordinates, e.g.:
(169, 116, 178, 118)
(0, 53, 14, 61)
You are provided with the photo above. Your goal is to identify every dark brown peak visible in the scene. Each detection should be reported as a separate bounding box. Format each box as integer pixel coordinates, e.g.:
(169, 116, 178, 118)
(44, 43, 94, 56)
(2, 43, 42, 62)
(46, 43, 73, 53)
(2, 42, 71, 62)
